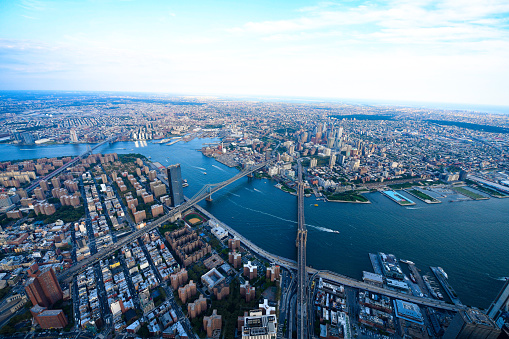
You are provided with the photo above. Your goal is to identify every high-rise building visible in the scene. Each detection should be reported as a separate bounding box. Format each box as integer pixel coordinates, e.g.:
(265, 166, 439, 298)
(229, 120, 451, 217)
(70, 129, 78, 143)
(444, 308, 500, 339)
(488, 278, 509, 328)
(167, 164, 184, 207)
(203, 309, 222, 338)
(330, 154, 337, 169)
(25, 266, 63, 308)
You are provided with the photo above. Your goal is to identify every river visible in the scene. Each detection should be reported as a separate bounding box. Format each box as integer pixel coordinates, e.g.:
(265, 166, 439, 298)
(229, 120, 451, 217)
(1, 139, 508, 309)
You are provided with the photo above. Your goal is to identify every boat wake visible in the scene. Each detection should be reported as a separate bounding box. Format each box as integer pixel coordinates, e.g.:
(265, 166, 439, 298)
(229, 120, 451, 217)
(191, 166, 206, 171)
(229, 192, 240, 197)
(405, 207, 425, 210)
(253, 188, 264, 194)
(227, 198, 338, 234)
(212, 164, 227, 172)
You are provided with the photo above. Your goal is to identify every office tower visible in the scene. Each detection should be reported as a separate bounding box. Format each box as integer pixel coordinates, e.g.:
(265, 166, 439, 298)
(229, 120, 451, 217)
(167, 164, 184, 207)
(444, 308, 500, 339)
(336, 126, 343, 139)
(330, 154, 337, 169)
(327, 137, 335, 149)
(488, 278, 509, 328)
(70, 129, 78, 143)
(25, 266, 63, 308)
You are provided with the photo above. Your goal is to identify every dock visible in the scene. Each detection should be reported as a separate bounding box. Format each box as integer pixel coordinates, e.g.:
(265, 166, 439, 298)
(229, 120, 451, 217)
(430, 266, 462, 305)
(381, 190, 416, 206)
(369, 253, 383, 275)
(406, 263, 431, 298)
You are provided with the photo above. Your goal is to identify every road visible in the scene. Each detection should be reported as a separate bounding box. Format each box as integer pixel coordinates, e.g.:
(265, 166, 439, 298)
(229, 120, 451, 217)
(296, 160, 307, 339)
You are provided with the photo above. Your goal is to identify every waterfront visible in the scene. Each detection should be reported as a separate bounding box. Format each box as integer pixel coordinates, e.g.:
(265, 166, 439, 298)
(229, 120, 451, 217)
(2, 139, 508, 309)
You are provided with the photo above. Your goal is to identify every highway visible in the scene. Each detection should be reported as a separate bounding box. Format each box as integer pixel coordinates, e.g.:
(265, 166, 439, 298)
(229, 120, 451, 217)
(296, 160, 307, 339)
(26, 133, 122, 193)
(57, 160, 272, 283)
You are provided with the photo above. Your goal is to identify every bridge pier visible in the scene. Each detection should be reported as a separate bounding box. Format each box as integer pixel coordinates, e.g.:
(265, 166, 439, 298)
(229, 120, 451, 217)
(205, 194, 213, 202)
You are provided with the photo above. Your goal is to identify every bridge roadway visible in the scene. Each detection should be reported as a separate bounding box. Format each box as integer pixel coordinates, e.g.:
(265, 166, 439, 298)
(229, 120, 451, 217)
(296, 160, 307, 339)
(190, 174, 462, 313)
(207, 218, 462, 313)
(26, 133, 122, 192)
(57, 160, 271, 284)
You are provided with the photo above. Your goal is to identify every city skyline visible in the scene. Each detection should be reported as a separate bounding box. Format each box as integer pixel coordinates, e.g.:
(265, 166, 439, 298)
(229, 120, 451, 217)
(1, 0, 509, 106)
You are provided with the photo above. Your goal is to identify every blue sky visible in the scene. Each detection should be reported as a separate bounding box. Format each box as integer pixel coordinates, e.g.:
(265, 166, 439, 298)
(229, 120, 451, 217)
(1, 0, 509, 105)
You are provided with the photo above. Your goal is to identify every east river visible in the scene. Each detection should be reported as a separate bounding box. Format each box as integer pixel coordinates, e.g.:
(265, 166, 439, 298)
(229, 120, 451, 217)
(2, 138, 508, 309)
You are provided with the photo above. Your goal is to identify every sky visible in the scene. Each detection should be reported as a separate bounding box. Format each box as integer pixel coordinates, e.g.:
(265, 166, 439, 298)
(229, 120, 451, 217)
(0, 0, 509, 106)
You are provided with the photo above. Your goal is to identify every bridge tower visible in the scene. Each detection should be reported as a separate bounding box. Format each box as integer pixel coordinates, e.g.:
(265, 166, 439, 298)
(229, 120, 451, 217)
(205, 186, 213, 202)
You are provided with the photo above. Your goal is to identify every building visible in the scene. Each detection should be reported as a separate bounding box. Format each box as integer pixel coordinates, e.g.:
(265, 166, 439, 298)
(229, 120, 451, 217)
(488, 278, 509, 328)
(228, 238, 240, 251)
(241, 310, 277, 339)
(201, 268, 226, 292)
(170, 269, 188, 290)
(134, 210, 146, 223)
(213, 283, 230, 301)
(243, 261, 257, 280)
(444, 308, 500, 339)
(30, 306, 68, 329)
(266, 265, 280, 282)
(25, 266, 63, 308)
(167, 164, 184, 207)
(240, 282, 256, 302)
(70, 129, 78, 143)
(34, 188, 45, 201)
(151, 204, 164, 218)
(393, 299, 424, 325)
(203, 309, 222, 338)
(229, 252, 242, 269)
(188, 294, 207, 319)
(152, 183, 167, 198)
(178, 281, 197, 304)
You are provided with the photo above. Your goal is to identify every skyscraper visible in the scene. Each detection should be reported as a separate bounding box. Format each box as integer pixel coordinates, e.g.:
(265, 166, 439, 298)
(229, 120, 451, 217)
(488, 278, 509, 328)
(70, 128, 78, 143)
(25, 266, 63, 308)
(167, 164, 184, 207)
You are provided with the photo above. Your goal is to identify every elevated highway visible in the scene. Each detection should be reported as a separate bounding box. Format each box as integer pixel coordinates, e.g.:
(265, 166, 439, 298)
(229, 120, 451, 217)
(57, 160, 271, 283)
(26, 133, 122, 193)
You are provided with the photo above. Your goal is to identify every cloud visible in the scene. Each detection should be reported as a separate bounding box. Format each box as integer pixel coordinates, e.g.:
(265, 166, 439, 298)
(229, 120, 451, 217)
(228, 0, 509, 53)
(18, 0, 46, 12)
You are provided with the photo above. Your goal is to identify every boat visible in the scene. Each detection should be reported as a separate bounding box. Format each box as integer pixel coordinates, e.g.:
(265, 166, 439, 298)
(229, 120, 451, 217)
(314, 204, 319, 207)
(203, 172, 207, 175)
(400, 259, 415, 265)
(409, 273, 416, 283)
(437, 267, 448, 279)
(182, 183, 189, 188)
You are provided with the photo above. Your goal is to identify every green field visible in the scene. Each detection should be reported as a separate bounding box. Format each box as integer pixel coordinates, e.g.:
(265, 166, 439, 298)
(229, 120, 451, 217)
(407, 189, 439, 202)
(326, 192, 368, 202)
(452, 186, 486, 200)
(469, 184, 507, 197)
